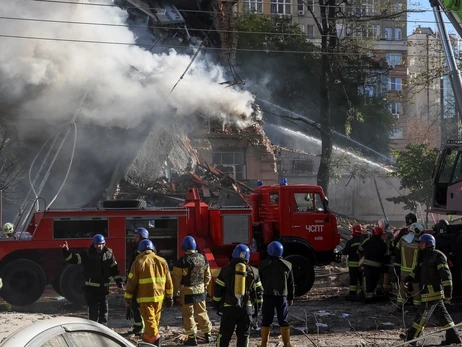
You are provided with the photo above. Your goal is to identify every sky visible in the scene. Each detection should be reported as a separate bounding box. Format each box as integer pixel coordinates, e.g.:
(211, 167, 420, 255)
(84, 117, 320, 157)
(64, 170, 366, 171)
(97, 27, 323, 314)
(407, 1, 457, 36)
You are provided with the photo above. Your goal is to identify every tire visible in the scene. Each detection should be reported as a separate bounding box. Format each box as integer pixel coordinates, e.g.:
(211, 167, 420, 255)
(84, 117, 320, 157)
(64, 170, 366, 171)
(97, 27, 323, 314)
(0, 259, 47, 306)
(51, 279, 63, 296)
(284, 254, 315, 297)
(59, 264, 86, 306)
(102, 199, 146, 209)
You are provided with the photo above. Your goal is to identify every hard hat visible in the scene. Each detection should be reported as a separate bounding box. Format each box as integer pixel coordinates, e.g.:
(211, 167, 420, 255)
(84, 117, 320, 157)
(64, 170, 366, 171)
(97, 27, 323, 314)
(378, 219, 389, 232)
(405, 213, 417, 226)
(351, 224, 362, 236)
(232, 244, 250, 261)
(433, 219, 449, 235)
(92, 234, 105, 245)
(2, 223, 13, 235)
(138, 239, 156, 252)
(409, 222, 425, 235)
(419, 234, 436, 247)
(373, 226, 383, 236)
(267, 241, 284, 257)
(280, 178, 288, 185)
(181, 236, 197, 251)
(135, 227, 149, 239)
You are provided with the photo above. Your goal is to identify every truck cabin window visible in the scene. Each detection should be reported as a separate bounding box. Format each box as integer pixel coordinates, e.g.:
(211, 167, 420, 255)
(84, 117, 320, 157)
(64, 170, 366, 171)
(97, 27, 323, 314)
(294, 193, 324, 212)
(270, 192, 279, 204)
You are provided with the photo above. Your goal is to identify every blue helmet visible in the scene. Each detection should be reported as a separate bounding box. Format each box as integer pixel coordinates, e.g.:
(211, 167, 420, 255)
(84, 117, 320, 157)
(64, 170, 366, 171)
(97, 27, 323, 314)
(136, 227, 149, 239)
(92, 234, 105, 245)
(138, 239, 156, 252)
(267, 241, 284, 257)
(232, 244, 250, 261)
(182, 236, 197, 251)
(419, 234, 436, 248)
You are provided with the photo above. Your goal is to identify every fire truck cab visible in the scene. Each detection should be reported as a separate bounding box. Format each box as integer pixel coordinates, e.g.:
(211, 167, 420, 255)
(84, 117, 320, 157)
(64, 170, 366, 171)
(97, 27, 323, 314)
(0, 182, 340, 307)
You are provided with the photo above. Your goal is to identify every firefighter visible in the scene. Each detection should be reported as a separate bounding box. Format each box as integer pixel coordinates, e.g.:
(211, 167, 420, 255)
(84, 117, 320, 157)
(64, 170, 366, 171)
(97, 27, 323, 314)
(396, 222, 423, 308)
(258, 241, 295, 347)
(376, 219, 393, 297)
(125, 239, 173, 346)
(342, 224, 363, 300)
(125, 227, 149, 335)
(61, 234, 124, 325)
(357, 226, 387, 303)
(391, 213, 417, 281)
(172, 236, 213, 346)
(213, 244, 264, 347)
(401, 234, 462, 346)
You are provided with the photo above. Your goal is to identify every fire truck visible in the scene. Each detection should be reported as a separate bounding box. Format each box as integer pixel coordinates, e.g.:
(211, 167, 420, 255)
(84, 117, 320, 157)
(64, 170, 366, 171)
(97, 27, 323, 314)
(0, 182, 340, 307)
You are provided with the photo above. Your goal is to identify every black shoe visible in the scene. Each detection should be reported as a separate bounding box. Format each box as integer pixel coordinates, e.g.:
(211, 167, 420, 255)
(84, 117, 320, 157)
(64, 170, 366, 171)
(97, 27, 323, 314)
(184, 337, 198, 346)
(204, 333, 214, 343)
(154, 336, 161, 347)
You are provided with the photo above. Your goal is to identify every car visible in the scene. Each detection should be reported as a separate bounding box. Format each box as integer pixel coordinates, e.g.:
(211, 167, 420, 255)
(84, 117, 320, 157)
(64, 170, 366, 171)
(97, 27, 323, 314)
(0, 317, 154, 347)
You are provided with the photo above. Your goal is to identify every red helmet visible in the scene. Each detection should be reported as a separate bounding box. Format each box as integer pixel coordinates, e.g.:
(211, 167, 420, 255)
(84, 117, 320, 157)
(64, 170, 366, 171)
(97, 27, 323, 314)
(352, 224, 362, 236)
(373, 226, 383, 236)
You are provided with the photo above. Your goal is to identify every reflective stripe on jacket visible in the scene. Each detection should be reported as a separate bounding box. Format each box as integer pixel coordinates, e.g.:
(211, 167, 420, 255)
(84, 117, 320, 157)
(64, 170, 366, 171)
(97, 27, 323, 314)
(124, 250, 173, 303)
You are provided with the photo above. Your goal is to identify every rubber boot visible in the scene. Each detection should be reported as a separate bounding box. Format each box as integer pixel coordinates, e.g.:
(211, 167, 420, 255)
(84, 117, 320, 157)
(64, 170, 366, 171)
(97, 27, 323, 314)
(204, 333, 214, 343)
(280, 326, 295, 347)
(258, 326, 270, 347)
(184, 335, 197, 346)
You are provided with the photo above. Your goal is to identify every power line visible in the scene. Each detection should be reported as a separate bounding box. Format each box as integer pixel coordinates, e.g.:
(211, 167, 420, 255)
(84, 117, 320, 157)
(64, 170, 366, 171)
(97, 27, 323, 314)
(0, 33, 457, 58)
(0, 15, 460, 43)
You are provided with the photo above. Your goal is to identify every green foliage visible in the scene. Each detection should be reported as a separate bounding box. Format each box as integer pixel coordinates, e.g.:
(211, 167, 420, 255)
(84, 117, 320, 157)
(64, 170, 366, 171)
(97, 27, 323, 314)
(387, 144, 438, 210)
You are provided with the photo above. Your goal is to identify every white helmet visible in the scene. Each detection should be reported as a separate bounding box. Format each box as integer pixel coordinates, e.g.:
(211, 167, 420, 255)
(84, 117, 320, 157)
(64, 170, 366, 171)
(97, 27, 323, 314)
(2, 223, 14, 236)
(409, 222, 424, 235)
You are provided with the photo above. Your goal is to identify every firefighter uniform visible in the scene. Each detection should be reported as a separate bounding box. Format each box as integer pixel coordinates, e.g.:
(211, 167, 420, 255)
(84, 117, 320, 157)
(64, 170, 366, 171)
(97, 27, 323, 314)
(258, 241, 295, 347)
(127, 244, 143, 333)
(357, 227, 387, 302)
(213, 244, 264, 347)
(125, 240, 174, 345)
(342, 231, 363, 297)
(403, 235, 462, 345)
(172, 249, 213, 345)
(62, 240, 123, 324)
(396, 233, 421, 306)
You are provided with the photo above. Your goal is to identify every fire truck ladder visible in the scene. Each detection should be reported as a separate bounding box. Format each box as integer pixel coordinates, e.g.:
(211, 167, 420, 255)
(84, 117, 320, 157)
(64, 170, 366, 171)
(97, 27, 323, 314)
(13, 93, 86, 235)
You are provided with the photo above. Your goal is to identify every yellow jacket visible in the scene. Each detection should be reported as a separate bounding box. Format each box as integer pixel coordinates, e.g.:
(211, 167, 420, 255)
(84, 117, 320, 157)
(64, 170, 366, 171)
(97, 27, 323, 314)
(124, 250, 173, 303)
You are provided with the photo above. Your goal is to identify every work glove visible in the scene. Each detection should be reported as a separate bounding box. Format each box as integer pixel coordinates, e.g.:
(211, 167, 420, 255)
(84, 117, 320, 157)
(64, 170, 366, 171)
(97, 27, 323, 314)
(165, 296, 174, 308)
(126, 307, 133, 320)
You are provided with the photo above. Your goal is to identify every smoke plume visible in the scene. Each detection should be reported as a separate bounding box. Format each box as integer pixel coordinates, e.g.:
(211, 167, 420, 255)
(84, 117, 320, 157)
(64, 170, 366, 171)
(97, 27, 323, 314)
(0, 0, 256, 128)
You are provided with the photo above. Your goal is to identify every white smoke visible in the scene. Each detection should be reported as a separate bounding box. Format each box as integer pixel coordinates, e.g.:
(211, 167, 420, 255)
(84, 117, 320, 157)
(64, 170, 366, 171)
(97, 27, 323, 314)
(0, 0, 255, 128)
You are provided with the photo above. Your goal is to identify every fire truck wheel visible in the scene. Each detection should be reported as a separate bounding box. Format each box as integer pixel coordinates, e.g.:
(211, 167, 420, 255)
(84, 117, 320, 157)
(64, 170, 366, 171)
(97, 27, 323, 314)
(101, 199, 147, 209)
(59, 264, 86, 306)
(284, 254, 315, 297)
(0, 259, 47, 306)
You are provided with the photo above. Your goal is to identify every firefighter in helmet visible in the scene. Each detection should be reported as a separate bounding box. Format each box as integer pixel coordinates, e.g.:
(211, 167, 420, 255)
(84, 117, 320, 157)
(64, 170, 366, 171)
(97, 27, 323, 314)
(172, 236, 213, 346)
(376, 218, 393, 296)
(125, 227, 149, 335)
(391, 213, 417, 281)
(124, 239, 174, 346)
(1, 223, 14, 238)
(401, 234, 462, 345)
(258, 241, 295, 347)
(342, 224, 363, 300)
(61, 234, 124, 325)
(396, 222, 424, 308)
(213, 244, 263, 347)
(357, 226, 387, 303)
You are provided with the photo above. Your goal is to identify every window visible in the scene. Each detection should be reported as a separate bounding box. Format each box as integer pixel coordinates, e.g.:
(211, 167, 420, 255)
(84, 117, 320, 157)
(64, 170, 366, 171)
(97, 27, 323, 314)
(314, 194, 325, 211)
(358, 85, 376, 96)
(53, 219, 108, 239)
(385, 27, 392, 40)
(212, 149, 246, 179)
(389, 102, 402, 114)
(298, 24, 305, 33)
(390, 128, 403, 139)
(66, 332, 124, 346)
(355, 0, 374, 15)
(243, 0, 263, 13)
(388, 77, 402, 91)
(367, 24, 380, 38)
(451, 153, 462, 184)
(307, 25, 314, 38)
(271, 0, 292, 15)
(385, 52, 402, 66)
(294, 193, 315, 212)
(270, 192, 279, 204)
(292, 159, 313, 172)
(307, 0, 314, 11)
(297, 0, 304, 11)
(394, 27, 402, 40)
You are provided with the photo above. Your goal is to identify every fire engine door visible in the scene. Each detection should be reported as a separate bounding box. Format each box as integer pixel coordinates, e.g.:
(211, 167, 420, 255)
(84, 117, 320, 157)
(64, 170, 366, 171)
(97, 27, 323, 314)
(290, 192, 328, 242)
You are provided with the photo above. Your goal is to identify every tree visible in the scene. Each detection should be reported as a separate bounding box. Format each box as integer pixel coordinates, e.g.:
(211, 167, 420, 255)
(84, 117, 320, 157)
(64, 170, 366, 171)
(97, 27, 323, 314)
(387, 143, 438, 226)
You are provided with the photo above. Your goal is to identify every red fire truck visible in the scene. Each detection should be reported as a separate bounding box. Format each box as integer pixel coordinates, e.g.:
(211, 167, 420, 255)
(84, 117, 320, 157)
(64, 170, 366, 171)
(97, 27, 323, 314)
(0, 183, 340, 307)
